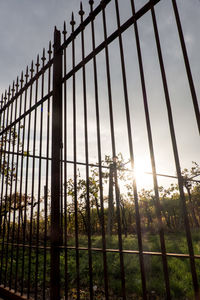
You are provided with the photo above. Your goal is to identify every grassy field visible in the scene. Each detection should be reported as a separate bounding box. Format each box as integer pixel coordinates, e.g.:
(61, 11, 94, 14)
(62, 232, 200, 299)
(1, 232, 200, 299)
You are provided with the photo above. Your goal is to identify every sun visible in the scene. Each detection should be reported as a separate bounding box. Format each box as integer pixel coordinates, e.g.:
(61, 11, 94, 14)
(132, 158, 153, 189)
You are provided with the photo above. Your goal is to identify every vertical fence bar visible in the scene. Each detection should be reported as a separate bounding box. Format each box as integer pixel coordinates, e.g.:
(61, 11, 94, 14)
(34, 55, 41, 299)
(171, 0, 200, 135)
(89, 1, 109, 298)
(0, 90, 9, 285)
(62, 21, 69, 300)
(130, 0, 171, 298)
(70, 13, 81, 300)
(7, 84, 16, 290)
(43, 185, 48, 300)
(43, 41, 52, 300)
(18, 72, 27, 296)
(150, 4, 199, 298)
(101, 3, 127, 299)
(29, 57, 39, 298)
(79, 3, 94, 300)
(8, 82, 17, 289)
(3, 87, 13, 287)
(20, 68, 29, 296)
(35, 53, 43, 300)
(26, 62, 34, 299)
(113, 0, 147, 297)
(15, 74, 25, 293)
(51, 27, 62, 300)
(0, 92, 6, 242)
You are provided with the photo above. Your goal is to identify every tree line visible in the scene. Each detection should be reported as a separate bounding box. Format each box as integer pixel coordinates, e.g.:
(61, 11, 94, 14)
(1, 152, 200, 241)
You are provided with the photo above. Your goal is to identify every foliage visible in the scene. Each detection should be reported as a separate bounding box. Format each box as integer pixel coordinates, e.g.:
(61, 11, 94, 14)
(1, 233, 199, 299)
(1, 156, 200, 299)
(0, 126, 23, 184)
(65, 158, 200, 236)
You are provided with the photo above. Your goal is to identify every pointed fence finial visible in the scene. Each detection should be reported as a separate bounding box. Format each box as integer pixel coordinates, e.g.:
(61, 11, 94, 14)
(15, 77, 19, 91)
(30, 61, 34, 76)
(20, 71, 24, 86)
(11, 81, 15, 96)
(79, 2, 85, 17)
(4, 90, 7, 102)
(70, 12, 76, 26)
(1, 93, 3, 106)
(48, 41, 52, 58)
(62, 21, 67, 38)
(8, 86, 11, 99)
(80, 2, 83, 11)
(25, 66, 29, 83)
(41, 48, 46, 65)
(36, 54, 40, 70)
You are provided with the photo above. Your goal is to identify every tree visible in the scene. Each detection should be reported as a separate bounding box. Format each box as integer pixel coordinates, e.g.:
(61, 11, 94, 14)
(182, 162, 200, 228)
(65, 154, 134, 236)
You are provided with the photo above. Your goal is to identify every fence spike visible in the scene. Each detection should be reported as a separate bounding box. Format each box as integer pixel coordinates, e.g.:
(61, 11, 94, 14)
(20, 71, 24, 86)
(30, 61, 34, 76)
(0, 93, 3, 106)
(80, 1, 83, 11)
(7, 85, 11, 100)
(4, 90, 7, 102)
(70, 12, 76, 26)
(62, 21, 67, 36)
(11, 81, 15, 95)
(15, 76, 19, 91)
(25, 66, 29, 82)
(36, 54, 40, 70)
(41, 48, 46, 65)
(48, 41, 52, 58)
(0, 93, 4, 111)
(79, 2, 85, 16)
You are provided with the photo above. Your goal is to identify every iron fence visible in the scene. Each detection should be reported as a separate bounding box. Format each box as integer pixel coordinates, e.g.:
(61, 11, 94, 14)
(0, 0, 200, 299)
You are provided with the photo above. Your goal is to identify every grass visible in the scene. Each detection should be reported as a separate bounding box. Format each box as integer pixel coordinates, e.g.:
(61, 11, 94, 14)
(1, 232, 200, 299)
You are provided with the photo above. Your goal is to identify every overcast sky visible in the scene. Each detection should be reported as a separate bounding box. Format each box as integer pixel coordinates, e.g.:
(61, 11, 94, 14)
(0, 0, 200, 189)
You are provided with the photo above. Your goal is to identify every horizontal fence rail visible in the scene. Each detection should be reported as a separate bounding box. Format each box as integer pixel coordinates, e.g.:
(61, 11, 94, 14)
(0, 0, 200, 299)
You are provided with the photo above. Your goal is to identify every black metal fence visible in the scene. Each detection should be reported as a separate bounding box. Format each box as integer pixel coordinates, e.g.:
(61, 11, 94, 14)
(0, 0, 200, 299)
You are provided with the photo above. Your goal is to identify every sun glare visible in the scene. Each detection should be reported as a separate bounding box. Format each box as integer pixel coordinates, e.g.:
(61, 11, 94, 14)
(132, 159, 153, 189)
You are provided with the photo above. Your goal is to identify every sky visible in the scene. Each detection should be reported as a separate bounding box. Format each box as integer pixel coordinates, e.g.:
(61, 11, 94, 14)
(0, 0, 200, 190)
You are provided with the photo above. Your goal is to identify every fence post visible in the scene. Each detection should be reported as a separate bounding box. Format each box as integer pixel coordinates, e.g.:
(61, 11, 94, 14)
(51, 27, 63, 300)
